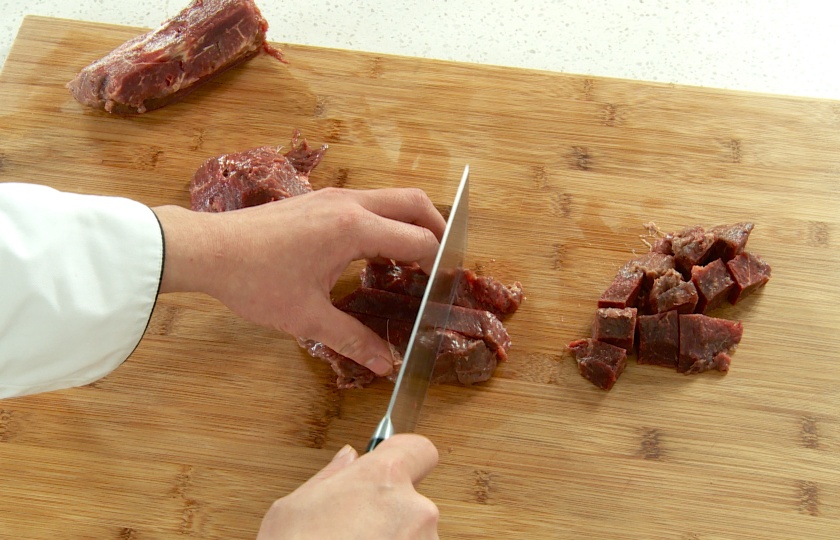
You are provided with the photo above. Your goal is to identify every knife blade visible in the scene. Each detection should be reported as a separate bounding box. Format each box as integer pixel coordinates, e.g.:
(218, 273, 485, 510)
(366, 164, 470, 452)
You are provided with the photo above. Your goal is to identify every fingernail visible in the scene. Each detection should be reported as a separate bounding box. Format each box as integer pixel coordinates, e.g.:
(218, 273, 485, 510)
(365, 355, 393, 376)
(332, 444, 356, 463)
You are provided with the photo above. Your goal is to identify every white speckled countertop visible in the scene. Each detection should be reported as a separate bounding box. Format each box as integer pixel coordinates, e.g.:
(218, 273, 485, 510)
(1, 0, 839, 100)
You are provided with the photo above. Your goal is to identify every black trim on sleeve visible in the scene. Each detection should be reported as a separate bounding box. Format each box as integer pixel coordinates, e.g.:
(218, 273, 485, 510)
(124, 207, 167, 362)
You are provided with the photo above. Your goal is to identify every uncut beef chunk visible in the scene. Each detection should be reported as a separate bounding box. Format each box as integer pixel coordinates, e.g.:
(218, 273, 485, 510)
(727, 252, 772, 304)
(429, 330, 498, 386)
(678, 314, 743, 374)
(190, 131, 327, 212)
(67, 0, 284, 114)
(648, 269, 699, 314)
(708, 222, 754, 262)
(592, 307, 637, 351)
(637, 311, 680, 368)
(691, 259, 735, 313)
(360, 262, 524, 320)
(568, 339, 627, 390)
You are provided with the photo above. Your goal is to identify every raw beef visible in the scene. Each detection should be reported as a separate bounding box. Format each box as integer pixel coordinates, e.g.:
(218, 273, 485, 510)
(429, 330, 498, 385)
(67, 0, 284, 114)
(334, 288, 512, 361)
(598, 267, 643, 309)
(189, 130, 327, 212)
(671, 226, 716, 275)
(726, 252, 772, 304)
(637, 310, 680, 368)
(648, 269, 699, 314)
(568, 339, 627, 391)
(360, 262, 524, 320)
(691, 259, 735, 313)
(708, 222, 754, 262)
(678, 314, 743, 374)
(592, 307, 637, 351)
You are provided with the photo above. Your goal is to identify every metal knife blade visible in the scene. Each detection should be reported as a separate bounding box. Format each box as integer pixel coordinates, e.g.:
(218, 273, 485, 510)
(366, 164, 470, 452)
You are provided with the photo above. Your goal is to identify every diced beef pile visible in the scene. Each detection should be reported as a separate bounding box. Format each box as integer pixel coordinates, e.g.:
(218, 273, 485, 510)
(299, 262, 524, 389)
(67, 0, 285, 114)
(569, 222, 771, 390)
(189, 130, 327, 211)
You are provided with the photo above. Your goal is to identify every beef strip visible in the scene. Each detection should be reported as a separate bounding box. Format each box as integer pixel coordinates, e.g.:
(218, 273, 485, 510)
(726, 251, 772, 304)
(189, 130, 327, 212)
(691, 259, 735, 313)
(637, 310, 680, 368)
(648, 269, 699, 314)
(568, 338, 627, 390)
(592, 307, 638, 351)
(360, 262, 524, 320)
(297, 337, 399, 390)
(678, 314, 743, 374)
(335, 287, 512, 360)
(67, 0, 284, 114)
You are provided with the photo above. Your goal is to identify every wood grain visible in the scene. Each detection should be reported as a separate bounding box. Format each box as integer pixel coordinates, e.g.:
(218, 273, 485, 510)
(2, 15, 840, 539)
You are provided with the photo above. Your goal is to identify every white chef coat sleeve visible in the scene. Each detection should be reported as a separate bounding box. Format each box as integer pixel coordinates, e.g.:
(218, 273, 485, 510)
(0, 183, 164, 398)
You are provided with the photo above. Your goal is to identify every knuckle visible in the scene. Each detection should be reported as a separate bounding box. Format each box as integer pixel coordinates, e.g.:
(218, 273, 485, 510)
(405, 187, 430, 208)
(419, 496, 440, 524)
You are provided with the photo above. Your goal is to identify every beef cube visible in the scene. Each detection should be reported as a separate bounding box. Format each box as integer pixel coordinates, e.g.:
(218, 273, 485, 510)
(691, 259, 735, 313)
(598, 267, 644, 309)
(568, 339, 627, 390)
(650, 234, 674, 255)
(625, 252, 676, 288)
(726, 252, 772, 304)
(708, 222, 754, 262)
(429, 330, 498, 385)
(678, 314, 743, 374)
(592, 307, 638, 351)
(648, 269, 699, 314)
(672, 226, 716, 274)
(637, 310, 680, 368)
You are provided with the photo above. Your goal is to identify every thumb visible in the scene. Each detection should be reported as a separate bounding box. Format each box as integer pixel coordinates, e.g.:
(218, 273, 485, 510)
(312, 304, 396, 376)
(309, 444, 359, 483)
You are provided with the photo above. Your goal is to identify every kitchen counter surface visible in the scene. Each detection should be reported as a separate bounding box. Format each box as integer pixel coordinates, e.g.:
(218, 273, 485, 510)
(2, 0, 839, 100)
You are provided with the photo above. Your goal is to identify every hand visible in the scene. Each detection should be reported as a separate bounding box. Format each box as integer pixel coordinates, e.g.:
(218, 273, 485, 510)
(257, 434, 440, 540)
(152, 188, 446, 375)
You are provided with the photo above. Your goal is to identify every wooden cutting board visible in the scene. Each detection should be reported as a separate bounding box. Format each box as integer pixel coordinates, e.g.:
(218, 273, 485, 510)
(2, 15, 839, 539)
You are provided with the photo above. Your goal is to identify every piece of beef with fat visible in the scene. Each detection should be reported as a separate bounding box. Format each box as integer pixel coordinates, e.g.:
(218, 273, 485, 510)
(691, 259, 735, 313)
(592, 307, 638, 352)
(678, 314, 743, 374)
(568, 339, 627, 391)
(190, 130, 327, 212)
(648, 269, 699, 314)
(67, 0, 284, 114)
(361, 262, 524, 320)
(637, 310, 680, 368)
(726, 252, 772, 304)
(671, 226, 716, 275)
(600, 253, 674, 310)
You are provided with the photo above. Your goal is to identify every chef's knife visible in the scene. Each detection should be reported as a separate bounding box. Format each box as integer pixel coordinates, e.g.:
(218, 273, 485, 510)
(366, 165, 470, 452)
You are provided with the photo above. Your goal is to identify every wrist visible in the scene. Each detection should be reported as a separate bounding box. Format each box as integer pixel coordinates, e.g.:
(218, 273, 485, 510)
(151, 205, 222, 295)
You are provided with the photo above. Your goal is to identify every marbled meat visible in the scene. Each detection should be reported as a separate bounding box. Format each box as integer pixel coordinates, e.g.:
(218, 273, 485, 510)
(189, 130, 327, 212)
(67, 0, 285, 114)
